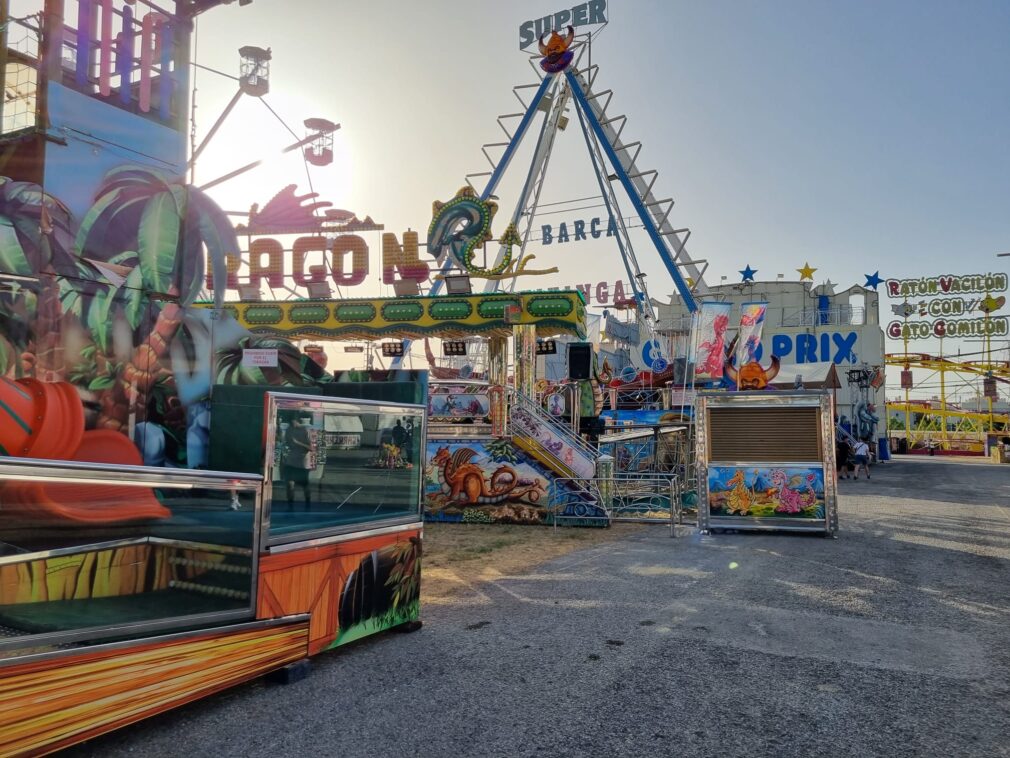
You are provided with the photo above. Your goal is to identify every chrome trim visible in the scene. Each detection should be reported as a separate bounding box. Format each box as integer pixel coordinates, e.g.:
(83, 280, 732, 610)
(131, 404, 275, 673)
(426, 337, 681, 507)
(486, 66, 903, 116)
(0, 614, 310, 669)
(0, 537, 148, 567)
(265, 521, 424, 554)
(0, 529, 255, 570)
(0, 457, 263, 490)
(708, 460, 825, 468)
(148, 537, 254, 557)
(0, 608, 254, 654)
(266, 515, 423, 550)
(268, 391, 426, 412)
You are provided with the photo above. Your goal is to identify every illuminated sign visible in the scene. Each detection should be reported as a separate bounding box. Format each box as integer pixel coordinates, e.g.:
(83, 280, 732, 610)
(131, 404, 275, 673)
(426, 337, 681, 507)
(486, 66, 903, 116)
(550, 280, 630, 307)
(886, 317, 1009, 341)
(519, 1, 608, 50)
(884, 271, 1008, 340)
(541, 215, 618, 245)
(886, 272, 1007, 298)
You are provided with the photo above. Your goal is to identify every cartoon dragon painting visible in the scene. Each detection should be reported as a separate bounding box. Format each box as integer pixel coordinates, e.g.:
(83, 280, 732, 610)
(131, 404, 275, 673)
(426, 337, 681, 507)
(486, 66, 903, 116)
(770, 469, 818, 514)
(725, 469, 753, 515)
(430, 446, 543, 506)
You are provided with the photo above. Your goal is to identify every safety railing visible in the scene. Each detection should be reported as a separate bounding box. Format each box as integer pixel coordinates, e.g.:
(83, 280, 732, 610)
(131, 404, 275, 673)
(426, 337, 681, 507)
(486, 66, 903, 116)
(508, 389, 598, 479)
(548, 473, 685, 535)
(781, 306, 866, 327)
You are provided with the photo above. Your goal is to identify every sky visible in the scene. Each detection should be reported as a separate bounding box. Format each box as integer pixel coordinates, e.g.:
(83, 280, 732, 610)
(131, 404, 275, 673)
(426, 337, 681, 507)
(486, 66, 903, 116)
(189, 0, 1010, 387)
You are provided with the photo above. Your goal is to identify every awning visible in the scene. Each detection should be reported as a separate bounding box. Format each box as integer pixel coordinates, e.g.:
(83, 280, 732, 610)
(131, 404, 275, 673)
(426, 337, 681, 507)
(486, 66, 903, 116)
(770, 362, 842, 390)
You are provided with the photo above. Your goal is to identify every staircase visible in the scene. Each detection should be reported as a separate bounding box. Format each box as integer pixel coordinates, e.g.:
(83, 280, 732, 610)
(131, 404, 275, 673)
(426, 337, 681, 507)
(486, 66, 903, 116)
(508, 391, 598, 480)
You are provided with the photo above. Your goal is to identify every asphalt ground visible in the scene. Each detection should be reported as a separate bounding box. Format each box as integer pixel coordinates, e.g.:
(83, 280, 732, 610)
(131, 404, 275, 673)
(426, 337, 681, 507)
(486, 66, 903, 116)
(68, 456, 1010, 757)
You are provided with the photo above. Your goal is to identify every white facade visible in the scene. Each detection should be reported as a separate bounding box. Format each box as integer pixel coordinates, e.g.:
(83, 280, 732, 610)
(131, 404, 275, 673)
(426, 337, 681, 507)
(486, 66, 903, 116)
(654, 281, 886, 427)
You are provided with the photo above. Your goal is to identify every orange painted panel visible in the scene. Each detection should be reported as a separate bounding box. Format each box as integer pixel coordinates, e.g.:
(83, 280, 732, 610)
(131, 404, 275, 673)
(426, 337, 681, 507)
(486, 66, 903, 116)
(0, 621, 309, 757)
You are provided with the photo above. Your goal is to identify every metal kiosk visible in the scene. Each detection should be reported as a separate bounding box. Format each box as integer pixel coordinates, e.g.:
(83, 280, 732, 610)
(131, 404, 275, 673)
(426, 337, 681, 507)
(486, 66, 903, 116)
(695, 391, 838, 536)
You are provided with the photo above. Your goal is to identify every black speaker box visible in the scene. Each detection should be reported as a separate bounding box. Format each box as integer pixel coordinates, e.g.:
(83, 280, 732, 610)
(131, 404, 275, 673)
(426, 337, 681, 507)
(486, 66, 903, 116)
(567, 342, 592, 380)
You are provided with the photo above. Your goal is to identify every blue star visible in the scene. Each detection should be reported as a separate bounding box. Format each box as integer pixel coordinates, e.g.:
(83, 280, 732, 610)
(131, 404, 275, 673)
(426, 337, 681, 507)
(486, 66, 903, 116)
(739, 265, 757, 282)
(864, 271, 883, 290)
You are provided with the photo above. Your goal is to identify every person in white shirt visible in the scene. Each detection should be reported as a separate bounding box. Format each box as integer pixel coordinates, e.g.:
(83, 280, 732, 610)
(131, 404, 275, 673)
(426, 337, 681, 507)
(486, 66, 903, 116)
(852, 440, 871, 480)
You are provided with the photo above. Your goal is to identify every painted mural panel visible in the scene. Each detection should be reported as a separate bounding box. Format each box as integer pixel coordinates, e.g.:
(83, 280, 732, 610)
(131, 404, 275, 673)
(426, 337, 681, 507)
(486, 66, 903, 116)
(257, 531, 421, 655)
(425, 439, 549, 524)
(707, 465, 825, 519)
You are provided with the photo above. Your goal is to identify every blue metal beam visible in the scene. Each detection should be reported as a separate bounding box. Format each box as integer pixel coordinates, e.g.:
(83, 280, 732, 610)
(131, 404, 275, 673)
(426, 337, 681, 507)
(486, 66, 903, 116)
(479, 74, 556, 201)
(564, 69, 698, 313)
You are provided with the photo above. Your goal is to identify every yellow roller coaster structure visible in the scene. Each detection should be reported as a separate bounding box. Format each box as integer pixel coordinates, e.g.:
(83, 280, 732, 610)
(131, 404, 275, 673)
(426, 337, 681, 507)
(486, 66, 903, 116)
(885, 352, 1009, 454)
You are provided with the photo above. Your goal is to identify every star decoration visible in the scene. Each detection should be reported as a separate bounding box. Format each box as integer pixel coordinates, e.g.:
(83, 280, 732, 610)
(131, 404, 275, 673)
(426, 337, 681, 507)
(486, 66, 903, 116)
(797, 262, 817, 281)
(864, 271, 883, 290)
(821, 279, 836, 294)
(739, 265, 757, 282)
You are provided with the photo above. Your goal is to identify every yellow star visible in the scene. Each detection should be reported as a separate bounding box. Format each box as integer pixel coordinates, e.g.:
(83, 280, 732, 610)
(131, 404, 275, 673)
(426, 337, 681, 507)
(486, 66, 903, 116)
(797, 262, 817, 281)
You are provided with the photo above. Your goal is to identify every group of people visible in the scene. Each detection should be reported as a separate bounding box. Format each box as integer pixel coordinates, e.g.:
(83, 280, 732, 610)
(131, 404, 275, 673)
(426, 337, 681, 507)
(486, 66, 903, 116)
(835, 435, 871, 481)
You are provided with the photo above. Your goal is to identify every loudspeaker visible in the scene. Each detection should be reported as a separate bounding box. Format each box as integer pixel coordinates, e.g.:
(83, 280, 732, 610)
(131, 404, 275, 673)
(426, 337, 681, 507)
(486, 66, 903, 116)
(567, 342, 592, 380)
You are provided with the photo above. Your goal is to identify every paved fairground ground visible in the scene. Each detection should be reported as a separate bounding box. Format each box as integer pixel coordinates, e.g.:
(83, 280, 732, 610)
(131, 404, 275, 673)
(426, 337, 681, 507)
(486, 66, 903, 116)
(69, 456, 1010, 758)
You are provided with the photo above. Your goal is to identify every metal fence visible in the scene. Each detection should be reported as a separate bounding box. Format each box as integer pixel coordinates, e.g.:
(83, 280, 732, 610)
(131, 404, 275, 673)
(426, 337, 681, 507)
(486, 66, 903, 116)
(548, 473, 688, 535)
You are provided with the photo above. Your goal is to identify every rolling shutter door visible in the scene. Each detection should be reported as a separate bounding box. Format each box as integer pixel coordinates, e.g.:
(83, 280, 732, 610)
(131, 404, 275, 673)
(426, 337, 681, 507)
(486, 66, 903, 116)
(708, 406, 822, 462)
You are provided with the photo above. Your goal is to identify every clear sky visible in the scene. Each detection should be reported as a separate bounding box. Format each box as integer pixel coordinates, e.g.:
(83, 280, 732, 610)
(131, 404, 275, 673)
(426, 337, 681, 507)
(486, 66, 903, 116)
(190, 0, 1010, 383)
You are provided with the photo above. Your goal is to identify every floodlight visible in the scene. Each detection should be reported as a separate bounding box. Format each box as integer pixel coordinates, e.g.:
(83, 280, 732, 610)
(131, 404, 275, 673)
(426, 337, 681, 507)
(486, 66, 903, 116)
(306, 281, 332, 299)
(238, 284, 261, 301)
(444, 274, 472, 295)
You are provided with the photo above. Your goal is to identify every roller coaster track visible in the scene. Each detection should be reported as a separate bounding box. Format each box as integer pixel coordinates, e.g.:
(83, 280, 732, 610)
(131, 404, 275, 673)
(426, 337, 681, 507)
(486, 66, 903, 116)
(885, 353, 1010, 384)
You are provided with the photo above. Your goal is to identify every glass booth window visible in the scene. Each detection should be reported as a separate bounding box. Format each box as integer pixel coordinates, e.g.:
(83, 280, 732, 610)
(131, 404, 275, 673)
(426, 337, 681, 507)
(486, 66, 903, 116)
(0, 463, 259, 650)
(266, 396, 424, 541)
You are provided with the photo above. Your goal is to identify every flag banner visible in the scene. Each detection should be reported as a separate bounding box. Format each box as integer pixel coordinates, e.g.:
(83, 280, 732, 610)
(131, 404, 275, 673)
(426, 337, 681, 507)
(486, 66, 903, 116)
(736, 302, 769, 369)
(691, 301, 733, 380)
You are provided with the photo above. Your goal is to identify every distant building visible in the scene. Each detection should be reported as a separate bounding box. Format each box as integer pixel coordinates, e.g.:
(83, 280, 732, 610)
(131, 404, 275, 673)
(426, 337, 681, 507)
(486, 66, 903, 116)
(655, 280, 885, 424)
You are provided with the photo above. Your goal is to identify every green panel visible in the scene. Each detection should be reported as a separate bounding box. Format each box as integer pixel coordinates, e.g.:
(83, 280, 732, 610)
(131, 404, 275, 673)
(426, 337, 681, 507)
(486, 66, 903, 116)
(323, 381, 425, 406)
(209, 385, 323, 473)
(477, 299, 515, 319)
(334, 302, 377, 322)
(428, 299, 473, 320)
(526, 295, 574, 318)
(380, 301, 424, 322)
(289, 304, 331, 324)
(244, 305, 284, 325)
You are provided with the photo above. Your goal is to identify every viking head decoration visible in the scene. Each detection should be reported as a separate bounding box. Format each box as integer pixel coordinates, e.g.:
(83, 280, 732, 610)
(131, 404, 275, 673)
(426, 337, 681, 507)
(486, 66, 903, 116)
(538, 26, 576, 73)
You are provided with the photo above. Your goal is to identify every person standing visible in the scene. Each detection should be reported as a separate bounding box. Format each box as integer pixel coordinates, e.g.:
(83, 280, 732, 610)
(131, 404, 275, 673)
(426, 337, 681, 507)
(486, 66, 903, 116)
(852, 439, 871, 480)
(282, 415, 314, 507)
(836, 437, 851, 480)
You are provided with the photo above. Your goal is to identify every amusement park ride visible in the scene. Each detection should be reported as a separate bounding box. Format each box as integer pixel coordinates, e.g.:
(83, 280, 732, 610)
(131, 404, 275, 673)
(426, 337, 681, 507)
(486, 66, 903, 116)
(0, 3, 742, 753)
(0, 0, 984, 752)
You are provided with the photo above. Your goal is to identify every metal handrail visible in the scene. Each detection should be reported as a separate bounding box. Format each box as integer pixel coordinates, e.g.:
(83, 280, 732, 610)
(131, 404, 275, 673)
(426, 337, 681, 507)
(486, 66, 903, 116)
(508, 389, 598, 461)
(0, 457, 263, 490)
(549, 473, 685, 535)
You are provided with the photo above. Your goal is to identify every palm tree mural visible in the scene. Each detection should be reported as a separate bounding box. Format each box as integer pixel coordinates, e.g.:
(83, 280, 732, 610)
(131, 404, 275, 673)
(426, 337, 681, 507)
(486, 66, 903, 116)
(0, 178, 82, 379)
(67, 166, 241, 432)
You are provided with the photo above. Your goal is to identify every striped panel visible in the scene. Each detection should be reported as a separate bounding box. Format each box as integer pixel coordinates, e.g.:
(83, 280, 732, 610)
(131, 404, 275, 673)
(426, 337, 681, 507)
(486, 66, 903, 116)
(0, 621, 309, 757)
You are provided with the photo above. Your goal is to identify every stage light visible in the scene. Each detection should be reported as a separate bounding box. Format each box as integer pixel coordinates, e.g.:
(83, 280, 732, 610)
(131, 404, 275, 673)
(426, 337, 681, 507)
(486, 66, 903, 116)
(381, 342, 405, 358)
(444, 274, 472, 295)
(443, 340, 467, 357)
